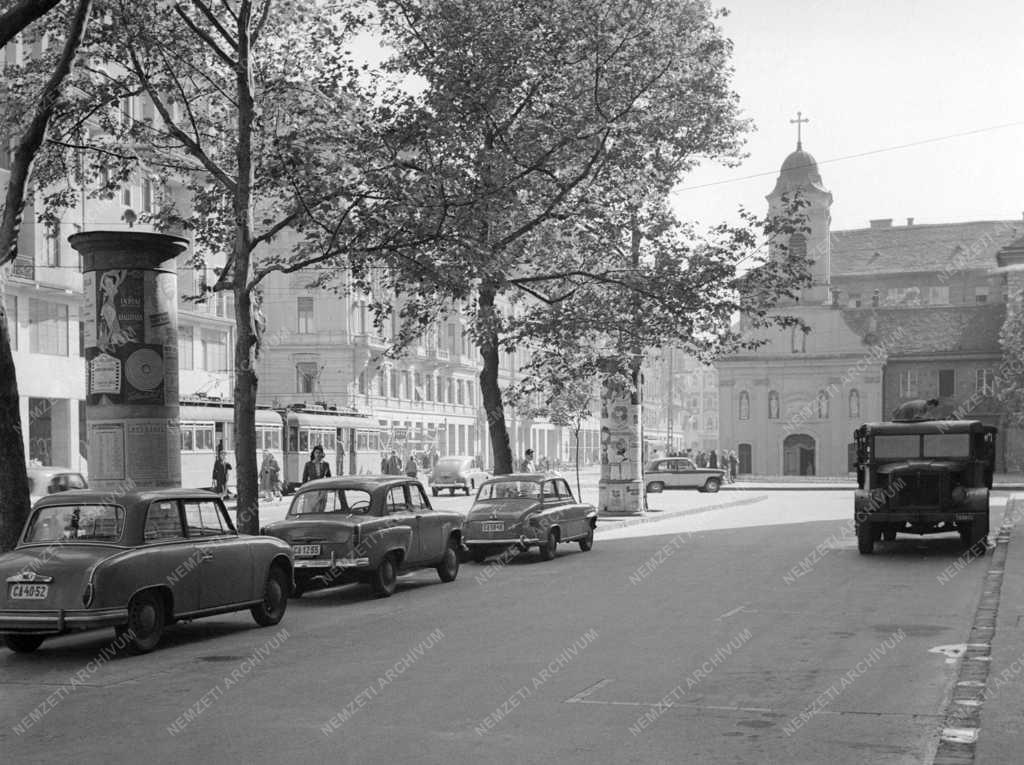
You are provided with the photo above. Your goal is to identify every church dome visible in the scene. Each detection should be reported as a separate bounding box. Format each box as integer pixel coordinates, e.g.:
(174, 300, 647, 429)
(769, 146, 829, 197)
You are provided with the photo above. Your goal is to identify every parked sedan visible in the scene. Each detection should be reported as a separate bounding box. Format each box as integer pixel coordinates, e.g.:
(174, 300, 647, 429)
(463, 473, 597, 562)
(429, 455, 490, 496)
(644, 457, 724, 493)
(27, 466, 88, 505)
(261, 476, 464, 598)
(0, 489, 292, 655)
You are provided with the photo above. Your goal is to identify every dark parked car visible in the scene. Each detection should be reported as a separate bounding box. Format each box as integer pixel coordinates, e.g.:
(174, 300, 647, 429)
(262, 476, 464, 598)
(463, 473, 597, 562)
(853, 419, 996, 555)
(0, 489, 293, 654)
(644, 457, 724, 493)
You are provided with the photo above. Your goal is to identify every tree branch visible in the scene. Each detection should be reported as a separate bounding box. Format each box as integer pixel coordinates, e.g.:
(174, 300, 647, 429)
(0, 0, 64, 49)
(174, 2, 237, 68)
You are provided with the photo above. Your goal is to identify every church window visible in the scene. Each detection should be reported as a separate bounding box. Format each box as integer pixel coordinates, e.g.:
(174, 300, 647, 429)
(898, 370, 919, 398)
(976, 369, 994, 396)
(938, 369, 955, 398)
(788, 233, 807, 260)
(791, 327, 806, 353)
(738, 391, 750, 420)
(848, 389, 860, 419)
(768, 391, 780, 420)
(816, 391, 830, 419)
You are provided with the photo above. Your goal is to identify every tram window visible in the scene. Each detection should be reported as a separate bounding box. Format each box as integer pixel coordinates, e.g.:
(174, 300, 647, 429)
(197, 426, 215, 451)
(272, 429, 281, 449)
(299, 429, 310, 452)
(324, 431, 335, 450)
(288, 426, 298, 451)
(181, 428, 194, 451)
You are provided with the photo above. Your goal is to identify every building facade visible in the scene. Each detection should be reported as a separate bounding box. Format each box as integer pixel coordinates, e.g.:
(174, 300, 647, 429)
(717, 142, 1023, 476)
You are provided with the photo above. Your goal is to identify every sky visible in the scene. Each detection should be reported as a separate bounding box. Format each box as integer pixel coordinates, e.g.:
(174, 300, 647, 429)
(673, 0, 1024, 232)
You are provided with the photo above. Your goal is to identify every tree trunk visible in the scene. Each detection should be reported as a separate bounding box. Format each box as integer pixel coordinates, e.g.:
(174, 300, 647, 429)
(0, 283, 31, 551)
(478, 285, 513, 474)
(0, 0, 92, 550)
(574, 423, 582, 499)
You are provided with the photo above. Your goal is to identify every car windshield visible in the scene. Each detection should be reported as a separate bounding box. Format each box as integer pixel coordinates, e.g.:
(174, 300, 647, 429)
(289, 488, 373, 515)
(435, 458, 468, 471)
(24, 504, 125, 543)
(477, 481, 541, 500)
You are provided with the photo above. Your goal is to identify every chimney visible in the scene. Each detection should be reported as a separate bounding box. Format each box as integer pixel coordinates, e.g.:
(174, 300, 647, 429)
(869, 219, 893, 229)
(906, 217, 914, 226)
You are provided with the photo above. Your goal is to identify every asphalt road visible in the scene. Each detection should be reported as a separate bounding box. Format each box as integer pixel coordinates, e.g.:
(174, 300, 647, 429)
(1, 489, 1013, 765)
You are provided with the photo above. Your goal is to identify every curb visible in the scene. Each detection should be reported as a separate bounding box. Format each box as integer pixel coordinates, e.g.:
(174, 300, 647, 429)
(931, 499, 1016, 764)
(595, 495, 770, 533)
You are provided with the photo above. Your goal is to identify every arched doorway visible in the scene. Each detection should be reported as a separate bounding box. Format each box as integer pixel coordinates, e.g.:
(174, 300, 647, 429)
(738, 443, 752, 475)
(783, 434, 816, 476)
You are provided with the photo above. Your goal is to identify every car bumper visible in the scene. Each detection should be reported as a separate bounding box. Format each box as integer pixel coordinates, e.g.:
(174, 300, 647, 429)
(0, 607, 128, 635)
(293, 556, 370, 571)
(861, 511, 984, 523)
(432, 482, 468, 489)
(465, 536, 542, 548)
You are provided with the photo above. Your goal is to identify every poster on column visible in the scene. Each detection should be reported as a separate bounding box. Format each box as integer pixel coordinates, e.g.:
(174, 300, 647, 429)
(125, 420, 177, 485)
(602, 388, 638, 482)
(87, 422, 126, 480)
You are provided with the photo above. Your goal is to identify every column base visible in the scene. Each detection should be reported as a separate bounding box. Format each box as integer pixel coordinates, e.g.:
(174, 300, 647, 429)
(598, 479, 645, 516)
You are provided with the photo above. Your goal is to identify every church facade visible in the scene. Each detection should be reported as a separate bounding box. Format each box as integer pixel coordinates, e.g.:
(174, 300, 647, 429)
(716, 142, 1024, 476)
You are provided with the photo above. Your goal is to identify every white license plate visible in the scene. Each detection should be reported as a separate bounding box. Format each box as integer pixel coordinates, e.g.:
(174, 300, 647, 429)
(10, 583, 48, 600)
(955, 514, 974, 521)
(292, 544, 321, 557)
(481, 521, 504, 533)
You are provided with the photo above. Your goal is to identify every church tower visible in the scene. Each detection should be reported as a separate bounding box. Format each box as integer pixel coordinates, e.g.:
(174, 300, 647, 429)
(766, 117, 833, 304)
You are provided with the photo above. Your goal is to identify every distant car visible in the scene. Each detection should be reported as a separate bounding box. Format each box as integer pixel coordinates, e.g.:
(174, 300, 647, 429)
(261, 476, 464, 598)
(0, 489, 293, 655)
(644, 457, 724, 494)
(27, 466, 88, 505)
(463, 473, 597, 562)
(429, 455, 490, 496)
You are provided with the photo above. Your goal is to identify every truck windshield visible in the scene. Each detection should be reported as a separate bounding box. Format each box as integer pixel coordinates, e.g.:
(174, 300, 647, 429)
(923, 433, 970, 458)
(874, 435, 919, 459)
(874, 433, 972, 459)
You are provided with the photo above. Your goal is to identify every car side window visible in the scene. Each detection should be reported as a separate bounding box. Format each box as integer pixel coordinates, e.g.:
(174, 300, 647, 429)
(556, 480, 574, 501)
(184, 500, 229, 536)
(385, 487, 408, 515)
(408, 484, 431, 513)
(680, 460, 695, 471)
(144, 501, 185, 542)
(541, 480, 558, 500)
(657, 462, 671, 472)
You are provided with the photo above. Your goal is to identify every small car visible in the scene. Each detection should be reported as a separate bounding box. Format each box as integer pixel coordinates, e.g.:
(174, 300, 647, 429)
(463, 473, 597, 562)
(27, 466, 88, 505)
(644, 457, 724, 494)
(261, 476, 464, 598)
(0, 488, 293, 655)
(429, 455, 490, 496)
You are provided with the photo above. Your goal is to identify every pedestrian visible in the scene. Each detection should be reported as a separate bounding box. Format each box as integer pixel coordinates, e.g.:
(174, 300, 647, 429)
(405, 453, 419, 478)
(520, 448, 536, 472)
(212, 445, 232, 498)
(728, 450, 739, 482)
(336, 438, 346, 476)
(302, 445, 331, 483)
(259, 451, 282, 500)
(385, 449, 403, 475)
(709, 449, 718, 469)
(696, 451, 707, 468)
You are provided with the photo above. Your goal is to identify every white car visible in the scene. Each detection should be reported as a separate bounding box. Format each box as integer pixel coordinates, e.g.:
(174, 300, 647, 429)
(644, 458, 724, 493)
(27, 466, 88, 505)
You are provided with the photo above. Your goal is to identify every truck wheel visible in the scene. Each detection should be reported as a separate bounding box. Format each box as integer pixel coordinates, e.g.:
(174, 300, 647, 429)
(970, 517, 989, 556)
(857, 522, 874, 554)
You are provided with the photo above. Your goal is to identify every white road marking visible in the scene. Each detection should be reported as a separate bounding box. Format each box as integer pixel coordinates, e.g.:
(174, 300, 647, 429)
(716, 603, 751, 621)
(565, 678, 615, 703)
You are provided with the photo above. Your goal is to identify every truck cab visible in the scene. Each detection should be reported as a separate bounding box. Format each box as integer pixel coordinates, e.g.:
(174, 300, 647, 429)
(852, 420, 996, 555)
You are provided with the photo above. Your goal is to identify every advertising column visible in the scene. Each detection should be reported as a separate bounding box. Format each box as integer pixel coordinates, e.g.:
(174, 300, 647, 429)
(70, 231, 188, 491)
(597, 380, 644, 515)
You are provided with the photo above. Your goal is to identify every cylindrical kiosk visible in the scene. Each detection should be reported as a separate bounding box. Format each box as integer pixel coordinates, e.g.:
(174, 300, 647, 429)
(70, 231, 188, 491)
(598, 380, 644, 515)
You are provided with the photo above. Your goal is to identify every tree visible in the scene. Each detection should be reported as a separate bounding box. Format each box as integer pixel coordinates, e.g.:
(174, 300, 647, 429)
(0, 0, 93, 550)
(356, 0, 758, 474)
(997, 292, 1024, 438)
(19, 0, 415, 533)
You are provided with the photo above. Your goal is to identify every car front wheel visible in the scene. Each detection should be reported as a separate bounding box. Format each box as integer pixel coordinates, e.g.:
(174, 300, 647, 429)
(4, 634, 45, 653)
(251, 565, 289, 626)
(703, 478, 721, 493)
(579, 526, 594, 552)
(371, 555, 398, 598)
(538, 530, 558, 561)
(119, 590, 166, 654)
(437, 542, 460, 582)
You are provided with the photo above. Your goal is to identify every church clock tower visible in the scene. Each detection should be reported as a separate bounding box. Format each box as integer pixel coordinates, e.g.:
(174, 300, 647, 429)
(766, 112, 834, 304)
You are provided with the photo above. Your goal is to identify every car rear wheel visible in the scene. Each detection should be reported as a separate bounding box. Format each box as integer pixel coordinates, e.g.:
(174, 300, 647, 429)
(251, 565, 289, 626)
(703, 478, 721, 493)
(437, 541, 460, 582)
(578, 526, 594, 552)
(538, 530, 558, 561)
(4, 634, 45, 653)
(120, 590, 166, 654)
(856, 522, 874, 555)
(370, 555, 398, 597)
(647, 481, 664, 493)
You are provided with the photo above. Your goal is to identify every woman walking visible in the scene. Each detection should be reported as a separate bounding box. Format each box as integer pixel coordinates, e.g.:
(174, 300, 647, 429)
(302, 445, 331, 484)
